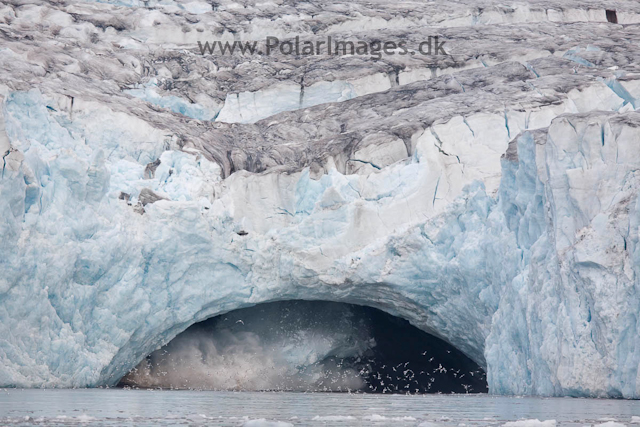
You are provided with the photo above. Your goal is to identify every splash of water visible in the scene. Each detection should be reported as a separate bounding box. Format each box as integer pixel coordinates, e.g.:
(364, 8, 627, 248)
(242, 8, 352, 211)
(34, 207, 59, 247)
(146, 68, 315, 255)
(120, 301, 376, 391)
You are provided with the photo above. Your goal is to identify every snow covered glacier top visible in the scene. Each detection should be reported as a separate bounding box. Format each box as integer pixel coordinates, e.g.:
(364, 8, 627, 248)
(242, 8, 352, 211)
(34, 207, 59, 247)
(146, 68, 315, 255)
(1, 0, 640, 397)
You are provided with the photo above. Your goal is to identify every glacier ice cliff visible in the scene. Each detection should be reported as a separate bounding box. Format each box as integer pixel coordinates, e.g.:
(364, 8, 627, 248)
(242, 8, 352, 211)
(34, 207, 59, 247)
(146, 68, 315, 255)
(1, 0, 640, 398)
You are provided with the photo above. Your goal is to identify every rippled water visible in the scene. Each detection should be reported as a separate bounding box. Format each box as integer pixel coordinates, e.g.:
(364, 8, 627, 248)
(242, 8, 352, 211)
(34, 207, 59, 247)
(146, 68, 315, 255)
(1, 389, 639, 426)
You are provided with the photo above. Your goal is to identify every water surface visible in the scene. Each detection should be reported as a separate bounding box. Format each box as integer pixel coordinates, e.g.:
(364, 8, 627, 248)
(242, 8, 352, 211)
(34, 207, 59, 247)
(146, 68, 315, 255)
(1, 389, 639, 426)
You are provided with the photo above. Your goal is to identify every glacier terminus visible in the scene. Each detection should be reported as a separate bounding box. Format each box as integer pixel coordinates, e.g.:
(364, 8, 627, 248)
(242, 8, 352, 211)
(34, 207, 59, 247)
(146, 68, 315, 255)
(1, 0, 640, 401)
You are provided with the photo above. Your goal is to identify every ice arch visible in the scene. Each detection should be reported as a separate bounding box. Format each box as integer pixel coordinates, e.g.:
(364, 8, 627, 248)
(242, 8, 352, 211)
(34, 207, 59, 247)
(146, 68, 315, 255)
(96, 265, 499, 389)
(89, 172, 510, 387)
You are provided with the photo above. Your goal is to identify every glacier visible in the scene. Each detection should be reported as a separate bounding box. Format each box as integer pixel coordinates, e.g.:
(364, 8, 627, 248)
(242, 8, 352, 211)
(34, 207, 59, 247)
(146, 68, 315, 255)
(1, 0, 640, 398)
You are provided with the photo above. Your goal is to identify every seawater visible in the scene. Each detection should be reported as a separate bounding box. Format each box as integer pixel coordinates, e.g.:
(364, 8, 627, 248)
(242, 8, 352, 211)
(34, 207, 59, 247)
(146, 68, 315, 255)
(1, 389, 639, 426)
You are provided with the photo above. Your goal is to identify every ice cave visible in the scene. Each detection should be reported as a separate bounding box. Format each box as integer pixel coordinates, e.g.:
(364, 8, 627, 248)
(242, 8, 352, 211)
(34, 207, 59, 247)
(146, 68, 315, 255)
(118, 300, 488, 394)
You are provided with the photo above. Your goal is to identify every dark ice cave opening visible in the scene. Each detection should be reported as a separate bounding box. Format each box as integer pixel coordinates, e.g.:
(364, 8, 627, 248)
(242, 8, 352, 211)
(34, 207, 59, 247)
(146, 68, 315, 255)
(119, 300, 487, 394)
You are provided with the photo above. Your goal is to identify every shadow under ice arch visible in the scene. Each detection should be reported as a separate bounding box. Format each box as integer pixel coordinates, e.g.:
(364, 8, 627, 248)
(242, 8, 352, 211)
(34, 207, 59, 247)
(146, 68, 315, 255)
(116, 300, 489, 393)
